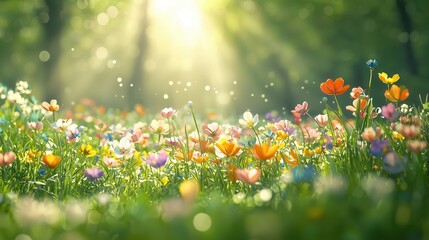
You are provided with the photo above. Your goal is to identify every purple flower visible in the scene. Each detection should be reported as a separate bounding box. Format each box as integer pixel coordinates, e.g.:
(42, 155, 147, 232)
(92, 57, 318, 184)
(146, 150, 168, 168)
(85, 167, 104, 181)
(370, 139, 389, 157)
(383, 152, 406, 174)
(381, 103, 399, 122)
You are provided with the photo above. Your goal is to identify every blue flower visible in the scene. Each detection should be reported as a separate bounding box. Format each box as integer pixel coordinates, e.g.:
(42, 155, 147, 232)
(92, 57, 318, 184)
(292, 165, 317, 182)
(370, 139, 389, 157)
(383, 152, 406, 174)
(366, 59, 379, 68)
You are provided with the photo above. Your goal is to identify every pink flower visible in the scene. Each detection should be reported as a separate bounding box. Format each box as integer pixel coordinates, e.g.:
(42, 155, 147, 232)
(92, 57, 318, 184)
(291, 101, 309, 117)
(84, 167, 104, 181)
(161, 107, 177, 119)
(202, 122, 223, 140)
(27, 121, 43, 131)
(0, 151, 16, 167)
(236, 168, 261, 184)
(381, 103, 399, 122)
(145, 150, 169, 168)
(350, 87, 365, 99)
(149, 119, 169, 135)
(314, 114, 328, 127)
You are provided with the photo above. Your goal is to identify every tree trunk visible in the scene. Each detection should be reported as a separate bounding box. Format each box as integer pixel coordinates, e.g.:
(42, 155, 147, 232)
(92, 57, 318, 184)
(128, 0, 150, 106)
(395, 0, 419, 75)
(41, 0, 65, 102)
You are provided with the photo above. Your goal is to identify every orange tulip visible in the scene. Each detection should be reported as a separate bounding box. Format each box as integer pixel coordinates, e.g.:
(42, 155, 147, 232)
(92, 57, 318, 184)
(41, 99, 60, 112)
(215, 138, 242, 157)
(42, 154, 61, 168)
(384, 85, 409, 103)
(253, 139, 279, 161)
(320, 78, 350, 96)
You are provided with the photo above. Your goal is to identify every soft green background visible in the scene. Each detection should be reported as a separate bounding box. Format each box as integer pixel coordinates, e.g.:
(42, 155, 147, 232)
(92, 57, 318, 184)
(0, 0, 427, 114)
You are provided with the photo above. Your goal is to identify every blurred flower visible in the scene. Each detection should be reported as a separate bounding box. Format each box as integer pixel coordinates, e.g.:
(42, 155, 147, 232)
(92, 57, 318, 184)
(239, 111, 259, 128)
(407, 140, 427, 153)
(303, 127, 322, 142)
(41, 99, 60, 112)
(236, 168, 261, 184)
(384, 85, 409, 102)
(314, 114, 329, 127)
(42, 153, 61, 168)
(320, 78, 350, 96)
(253, 139, 279, 161)
(161, 107, 177, 119)
(66, 124, 82, 143)
(215, 138, 242, 157)
(383, 152, 406, 174)
(378, 72, 400, 85)
(366, 59, 379, 68)
(227, 164, 238, 182)
(0, 151, 16, 167)
(51, 119, 73, 131)
(350, 87, 365, 99)
(381, 103, 400, 122)
(145, 150, 168, 168)
(80, 144, 97, 157)
(84, 167, 104, 181)
(361, 127, 383, 142)
(103, 156, 121, 167)
(27, 121, 43, 131)
(314, 176, 347, 195)
(134, 103, 145, 116)
(395, 124, 420, 139)
(192, 151, 209, 163)
(179, 179, 199, 204)
(291, 165, 317, 182)
(291, 101, 309, 118)
(361, 175, 395, 201)
(24, 149, 42, 163)
(370, 139, 389, 157)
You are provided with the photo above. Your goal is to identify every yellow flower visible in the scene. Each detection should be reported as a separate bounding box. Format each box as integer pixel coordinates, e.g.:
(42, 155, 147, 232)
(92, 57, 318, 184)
(179, 179, 200, 203)
(80, 144, 97, 157)
(378, 72, 400, 85)
(161, 176, 170, 185)
(24, 149, 42, 163)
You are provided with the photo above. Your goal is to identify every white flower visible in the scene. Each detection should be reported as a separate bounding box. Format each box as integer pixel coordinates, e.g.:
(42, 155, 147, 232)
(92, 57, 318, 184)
(110, 137, 135, 159)
(52, 119, 73, 131)
(239, 111, 258, 128)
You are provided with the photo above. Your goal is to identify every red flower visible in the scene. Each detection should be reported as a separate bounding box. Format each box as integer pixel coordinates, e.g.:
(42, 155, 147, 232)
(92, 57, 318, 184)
(320, 78, 350, 96)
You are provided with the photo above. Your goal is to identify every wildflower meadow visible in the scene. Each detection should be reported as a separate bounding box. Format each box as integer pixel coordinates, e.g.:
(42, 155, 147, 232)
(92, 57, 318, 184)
(1, 61, 429, 240)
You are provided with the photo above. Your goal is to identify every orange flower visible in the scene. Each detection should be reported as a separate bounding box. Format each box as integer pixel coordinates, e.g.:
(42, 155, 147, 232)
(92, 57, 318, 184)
(42, 153, 61, 168)
(42, 99, 60, 112)
(236, 168, 261, 184)
(227, 164, 238, 182)
(215, 138, 242, 157)
(320, 78, 350, 96)
(253, 139, 279, 161)
(384, 85, 409, 102)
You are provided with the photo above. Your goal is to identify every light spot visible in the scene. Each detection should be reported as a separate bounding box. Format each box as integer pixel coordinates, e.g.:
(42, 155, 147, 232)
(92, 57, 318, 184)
(117, 77, 122, 83)
(107, 6, 119, 18)
(97, 13, 109, 26)
(204, 85, 211, 91)
(15, 234, 32, 240)
(96, 47, 108, 59)
(259, 189, 272, 202)
(163, 94, 169, 99)
(193, 213, 212, 232)
(168, 81, 174, 86)
(39, 51, 50, 62)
